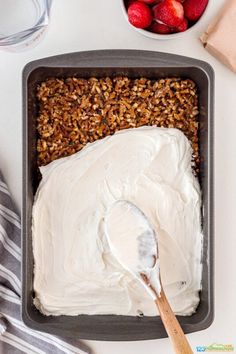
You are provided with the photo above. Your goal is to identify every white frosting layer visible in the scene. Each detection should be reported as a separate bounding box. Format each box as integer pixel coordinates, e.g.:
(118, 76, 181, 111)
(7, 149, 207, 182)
(32, 127, 203, 316)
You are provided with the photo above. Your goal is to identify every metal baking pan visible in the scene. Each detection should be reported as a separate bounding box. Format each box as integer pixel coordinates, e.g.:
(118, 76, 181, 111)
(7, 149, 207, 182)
(22, 50, 214, 341)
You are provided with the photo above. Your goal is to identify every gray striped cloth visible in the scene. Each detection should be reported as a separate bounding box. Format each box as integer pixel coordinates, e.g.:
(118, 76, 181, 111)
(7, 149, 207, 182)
(0, 172, 92, 354)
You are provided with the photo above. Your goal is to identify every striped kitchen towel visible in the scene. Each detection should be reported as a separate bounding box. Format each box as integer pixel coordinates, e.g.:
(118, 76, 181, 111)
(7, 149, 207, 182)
(0, 172, 92, 354)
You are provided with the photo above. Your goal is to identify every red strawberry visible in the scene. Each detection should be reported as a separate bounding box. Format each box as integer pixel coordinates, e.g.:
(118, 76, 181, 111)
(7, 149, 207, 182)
(139, 0, 157, 4)
(128, 1, 153, 28)
(183, 0, 208, 21)
(149, 21, 173, 34)
(127, 0, 137, 6)
(153, 0, 184, 27)
(175, 17, 188, 32)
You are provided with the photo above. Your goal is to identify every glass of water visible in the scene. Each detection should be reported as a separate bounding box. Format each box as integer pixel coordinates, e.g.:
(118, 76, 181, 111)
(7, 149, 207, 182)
(0, 0, 53, 51)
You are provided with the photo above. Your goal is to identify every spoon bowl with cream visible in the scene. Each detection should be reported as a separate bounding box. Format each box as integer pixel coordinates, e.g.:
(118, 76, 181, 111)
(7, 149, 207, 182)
(105, 200, 193, 354)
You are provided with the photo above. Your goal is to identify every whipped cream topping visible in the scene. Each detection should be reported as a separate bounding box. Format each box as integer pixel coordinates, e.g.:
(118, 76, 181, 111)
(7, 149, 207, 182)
(32, 127, 203, 316)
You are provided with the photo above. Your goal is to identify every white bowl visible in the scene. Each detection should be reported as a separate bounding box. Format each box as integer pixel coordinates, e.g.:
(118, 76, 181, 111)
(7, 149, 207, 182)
(120, 0, 210, 40)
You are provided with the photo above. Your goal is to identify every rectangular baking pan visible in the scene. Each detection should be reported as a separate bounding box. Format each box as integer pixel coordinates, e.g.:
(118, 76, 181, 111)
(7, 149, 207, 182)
(22, 50, 214, 341)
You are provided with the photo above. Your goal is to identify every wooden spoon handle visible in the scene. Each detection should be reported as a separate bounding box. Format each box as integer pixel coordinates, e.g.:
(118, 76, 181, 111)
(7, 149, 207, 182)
(155, 289, 193, 354)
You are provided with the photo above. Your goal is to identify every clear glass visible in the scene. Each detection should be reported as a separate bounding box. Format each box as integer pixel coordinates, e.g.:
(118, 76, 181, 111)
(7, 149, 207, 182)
(0, 0, 53, 51)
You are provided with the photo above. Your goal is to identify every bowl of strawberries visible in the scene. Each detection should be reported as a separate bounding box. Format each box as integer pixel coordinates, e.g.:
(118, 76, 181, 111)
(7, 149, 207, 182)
(121, 0, 209, 38)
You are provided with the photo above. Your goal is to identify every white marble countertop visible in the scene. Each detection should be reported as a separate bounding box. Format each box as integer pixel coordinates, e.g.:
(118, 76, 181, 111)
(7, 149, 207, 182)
(0, 0, 235, 353)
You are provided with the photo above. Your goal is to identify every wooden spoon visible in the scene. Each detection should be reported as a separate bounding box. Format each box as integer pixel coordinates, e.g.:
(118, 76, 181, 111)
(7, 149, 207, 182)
(105, 200, 193, 354)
